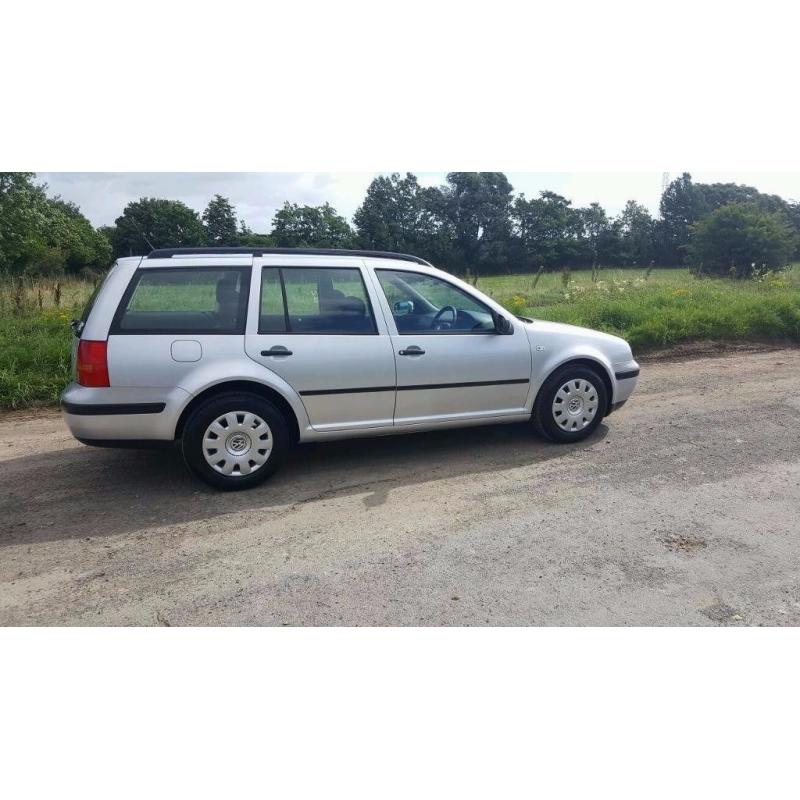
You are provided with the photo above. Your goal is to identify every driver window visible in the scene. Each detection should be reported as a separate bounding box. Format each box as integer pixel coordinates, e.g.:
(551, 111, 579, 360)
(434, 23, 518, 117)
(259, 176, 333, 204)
(376, 269, 495, 334)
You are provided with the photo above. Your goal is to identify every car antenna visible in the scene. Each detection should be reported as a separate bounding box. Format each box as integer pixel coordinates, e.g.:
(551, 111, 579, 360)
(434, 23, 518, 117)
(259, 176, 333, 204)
(128, 217, 156, 252)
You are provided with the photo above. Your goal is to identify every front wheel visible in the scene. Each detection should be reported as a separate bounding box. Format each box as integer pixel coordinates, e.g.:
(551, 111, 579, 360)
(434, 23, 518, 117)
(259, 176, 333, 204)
(533, 365, 608, 443)
(181, 393, 290, 490)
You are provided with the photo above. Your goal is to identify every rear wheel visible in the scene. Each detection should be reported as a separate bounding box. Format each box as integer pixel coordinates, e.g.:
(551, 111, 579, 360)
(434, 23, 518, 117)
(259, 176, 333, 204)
(533, 365, 608, 443)
(181, 393, 290, 490)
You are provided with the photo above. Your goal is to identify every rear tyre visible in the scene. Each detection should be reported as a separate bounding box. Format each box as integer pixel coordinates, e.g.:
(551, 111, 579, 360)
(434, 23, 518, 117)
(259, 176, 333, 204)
(533, 365, 608, 443)
(181, 393, 290, 490)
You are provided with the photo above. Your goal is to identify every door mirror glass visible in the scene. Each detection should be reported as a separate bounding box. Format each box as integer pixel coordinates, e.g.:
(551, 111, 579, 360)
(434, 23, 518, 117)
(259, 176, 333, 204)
(493, 313, 513, 335)
(393, 299, 414, 316)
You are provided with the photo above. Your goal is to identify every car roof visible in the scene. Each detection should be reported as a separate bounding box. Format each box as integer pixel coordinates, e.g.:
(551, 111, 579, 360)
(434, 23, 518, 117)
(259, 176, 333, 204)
(145, 247, 432, 266)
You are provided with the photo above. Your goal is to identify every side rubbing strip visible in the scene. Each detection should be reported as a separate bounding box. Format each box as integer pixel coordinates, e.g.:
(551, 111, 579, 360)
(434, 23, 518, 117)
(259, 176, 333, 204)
(300, 386, 395, 397)
(299, 378, 529, 397)
(614, 369, 640, 380)
(398, 378, 529, 391)
(62, 402, 166, 415)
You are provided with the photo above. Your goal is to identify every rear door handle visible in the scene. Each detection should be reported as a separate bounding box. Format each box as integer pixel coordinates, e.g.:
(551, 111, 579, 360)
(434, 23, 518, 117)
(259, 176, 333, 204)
(261, 346, 293, 357)
(398, 346, 425, 356)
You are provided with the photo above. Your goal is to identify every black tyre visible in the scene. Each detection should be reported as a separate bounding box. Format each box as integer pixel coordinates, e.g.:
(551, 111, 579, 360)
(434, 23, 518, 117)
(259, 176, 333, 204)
(533, 364, 608, 443)
(181, 393, 290, 490)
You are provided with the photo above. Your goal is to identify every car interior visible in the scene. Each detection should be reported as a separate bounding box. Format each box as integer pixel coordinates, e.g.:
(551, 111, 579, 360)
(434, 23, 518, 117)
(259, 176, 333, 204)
(379, 273, 495, 333)
(259, 270, 376, 334)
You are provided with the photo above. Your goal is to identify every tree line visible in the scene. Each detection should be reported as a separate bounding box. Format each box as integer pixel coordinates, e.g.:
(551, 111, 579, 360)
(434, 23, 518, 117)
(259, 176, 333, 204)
(2, 172, 798, 280)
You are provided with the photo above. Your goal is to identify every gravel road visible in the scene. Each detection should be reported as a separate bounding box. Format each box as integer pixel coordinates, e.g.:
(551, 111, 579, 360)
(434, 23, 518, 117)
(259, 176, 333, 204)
(2, 347, 799, 626)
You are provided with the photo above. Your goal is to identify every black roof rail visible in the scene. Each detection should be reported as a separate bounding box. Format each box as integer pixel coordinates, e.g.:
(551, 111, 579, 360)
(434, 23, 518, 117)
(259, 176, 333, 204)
(146, 247, 432, 265)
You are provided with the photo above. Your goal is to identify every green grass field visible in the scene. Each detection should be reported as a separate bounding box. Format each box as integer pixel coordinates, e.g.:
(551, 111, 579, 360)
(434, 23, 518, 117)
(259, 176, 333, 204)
(1, 266, 799, 410)
(478, 266, 800, 350)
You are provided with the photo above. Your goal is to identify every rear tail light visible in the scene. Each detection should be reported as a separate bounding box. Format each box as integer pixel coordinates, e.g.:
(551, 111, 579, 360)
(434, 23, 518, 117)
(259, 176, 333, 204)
(76, 340, 110, 387)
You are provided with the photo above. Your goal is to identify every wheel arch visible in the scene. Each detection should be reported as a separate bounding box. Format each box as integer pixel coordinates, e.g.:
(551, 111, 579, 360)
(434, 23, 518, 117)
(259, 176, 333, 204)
(174, 380, 301, 443)
(534, 356, 615, 417)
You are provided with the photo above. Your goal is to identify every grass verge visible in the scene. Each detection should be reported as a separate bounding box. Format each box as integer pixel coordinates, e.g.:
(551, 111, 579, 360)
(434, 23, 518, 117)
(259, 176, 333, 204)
(479, 266, 800, 351)
(0, 267, 798, 410)
(0, 309, 76, 410)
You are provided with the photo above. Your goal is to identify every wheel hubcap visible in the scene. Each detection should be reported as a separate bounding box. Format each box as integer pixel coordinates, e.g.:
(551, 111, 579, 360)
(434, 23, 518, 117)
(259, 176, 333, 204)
(552, 379, 599, 431)
(202, 411, 272, 476)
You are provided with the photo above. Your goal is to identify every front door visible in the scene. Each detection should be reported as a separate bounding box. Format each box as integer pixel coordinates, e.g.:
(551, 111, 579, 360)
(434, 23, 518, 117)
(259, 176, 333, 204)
(372, 268, 532, 426)
(244, 262, 396, 431)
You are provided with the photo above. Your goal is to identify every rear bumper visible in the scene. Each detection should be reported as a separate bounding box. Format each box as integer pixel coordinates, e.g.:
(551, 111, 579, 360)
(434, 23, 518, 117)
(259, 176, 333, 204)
(62, 401, 166, 415)
(60, 383, 189, 442)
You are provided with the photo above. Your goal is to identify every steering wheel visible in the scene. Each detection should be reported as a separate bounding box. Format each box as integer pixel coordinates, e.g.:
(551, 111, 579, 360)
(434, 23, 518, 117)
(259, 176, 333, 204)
(432, 305, 458, 330)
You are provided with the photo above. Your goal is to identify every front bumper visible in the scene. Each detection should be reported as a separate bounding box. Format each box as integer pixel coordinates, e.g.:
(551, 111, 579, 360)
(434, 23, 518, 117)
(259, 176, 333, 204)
(60, 383, 190, 443)
(611, 359, 640, 409)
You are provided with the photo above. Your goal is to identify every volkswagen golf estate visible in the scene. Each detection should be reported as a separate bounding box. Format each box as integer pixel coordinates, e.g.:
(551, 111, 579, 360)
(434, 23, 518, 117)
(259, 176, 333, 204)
(61, 248, 640, 490)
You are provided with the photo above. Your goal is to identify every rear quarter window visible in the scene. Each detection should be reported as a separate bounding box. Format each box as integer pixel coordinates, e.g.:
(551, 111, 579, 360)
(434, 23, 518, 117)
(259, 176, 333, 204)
(79, 263, 117, 326)
(111, 267, 250, 334)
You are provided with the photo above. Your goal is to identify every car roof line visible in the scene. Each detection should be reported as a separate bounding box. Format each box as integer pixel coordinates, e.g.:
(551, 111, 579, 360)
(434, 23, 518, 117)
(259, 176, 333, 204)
(145, 247, 432, 266)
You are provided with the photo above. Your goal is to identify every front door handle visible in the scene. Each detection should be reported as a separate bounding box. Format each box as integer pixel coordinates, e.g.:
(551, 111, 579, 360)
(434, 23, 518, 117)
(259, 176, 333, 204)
(261, 346, 293, 357)
(398, 346, 425, 356)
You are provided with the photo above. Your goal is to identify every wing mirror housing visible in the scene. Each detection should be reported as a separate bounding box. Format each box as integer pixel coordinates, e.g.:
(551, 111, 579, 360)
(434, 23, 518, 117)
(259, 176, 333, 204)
(493, 312, 513, 335)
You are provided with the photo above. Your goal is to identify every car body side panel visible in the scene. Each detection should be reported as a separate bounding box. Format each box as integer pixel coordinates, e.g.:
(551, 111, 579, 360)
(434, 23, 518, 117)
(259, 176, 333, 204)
(61, 253, 639, 450)
(244, 256, 398, 431)
(170, 360, 312, 439)
(61, 382, 191, 440)
(524, 321, 638, 410)
(363, 261, 533, 425)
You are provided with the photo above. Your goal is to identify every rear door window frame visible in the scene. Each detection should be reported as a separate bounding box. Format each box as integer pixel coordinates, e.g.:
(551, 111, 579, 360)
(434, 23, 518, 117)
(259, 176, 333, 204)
(257, 265, 379, 336)
(109, 265, 252, 335)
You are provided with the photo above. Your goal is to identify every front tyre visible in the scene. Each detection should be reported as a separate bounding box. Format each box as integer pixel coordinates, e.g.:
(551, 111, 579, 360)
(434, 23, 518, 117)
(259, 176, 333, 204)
(533, 365, 608, 443)
(181, 393, 290, 490)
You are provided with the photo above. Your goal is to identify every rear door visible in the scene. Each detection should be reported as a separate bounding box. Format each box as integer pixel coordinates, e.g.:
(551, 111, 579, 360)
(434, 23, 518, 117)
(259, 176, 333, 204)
(244, 259, 396, 431)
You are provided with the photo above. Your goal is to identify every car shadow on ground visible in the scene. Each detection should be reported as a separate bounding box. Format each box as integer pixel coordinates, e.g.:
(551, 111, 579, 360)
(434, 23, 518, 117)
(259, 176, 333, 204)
(1, 421, 608, 547)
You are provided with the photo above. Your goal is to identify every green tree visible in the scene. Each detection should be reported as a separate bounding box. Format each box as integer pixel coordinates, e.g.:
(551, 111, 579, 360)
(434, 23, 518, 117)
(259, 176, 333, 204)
(202, 194, 240, 246)
(444, 172, 514, 274)
(270, 202, 355, 248)
(46, 198, 111, 274)
(617, 200, 654, 266)
(0, 173, 110, 274)
(659, 173, 709, 264)
(787, 201, 800, 258)
(109, 197, 207, 258)
(576, 203, 618, 269)
(236, 219, 273, 247)
(0, 172, 50, 272)
(687, 203, 796, 278)
(354, 173, 428, 253)
(699, 182, 789, 216)
(512, 190, 581, 268)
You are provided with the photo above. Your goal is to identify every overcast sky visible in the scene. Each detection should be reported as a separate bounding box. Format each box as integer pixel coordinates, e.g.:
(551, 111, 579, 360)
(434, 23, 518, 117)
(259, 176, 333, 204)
(37, 172, 800, 233)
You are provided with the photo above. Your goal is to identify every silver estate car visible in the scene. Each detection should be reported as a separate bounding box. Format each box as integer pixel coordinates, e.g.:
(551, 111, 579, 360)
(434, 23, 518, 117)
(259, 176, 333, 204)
(61, 248, 640, 490)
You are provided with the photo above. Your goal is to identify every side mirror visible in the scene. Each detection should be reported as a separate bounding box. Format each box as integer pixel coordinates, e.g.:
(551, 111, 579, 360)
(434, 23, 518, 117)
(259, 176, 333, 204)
(394, 300, 414, 316)
(493, 313, 513, 335)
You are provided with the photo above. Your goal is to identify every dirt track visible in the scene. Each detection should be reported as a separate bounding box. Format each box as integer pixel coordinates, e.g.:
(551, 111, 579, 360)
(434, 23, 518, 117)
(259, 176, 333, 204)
(2, 347, 799, 626)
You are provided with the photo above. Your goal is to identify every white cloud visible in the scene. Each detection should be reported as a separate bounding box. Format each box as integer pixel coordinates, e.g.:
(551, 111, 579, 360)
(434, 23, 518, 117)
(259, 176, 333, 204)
(37, 172, 380, 233)
(36, 171, 800, 232)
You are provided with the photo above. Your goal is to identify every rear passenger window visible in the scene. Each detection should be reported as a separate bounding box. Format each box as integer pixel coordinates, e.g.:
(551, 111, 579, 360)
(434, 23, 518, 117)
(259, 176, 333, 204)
(259, 267, 376, 335)
(113, 267, 250, 334)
